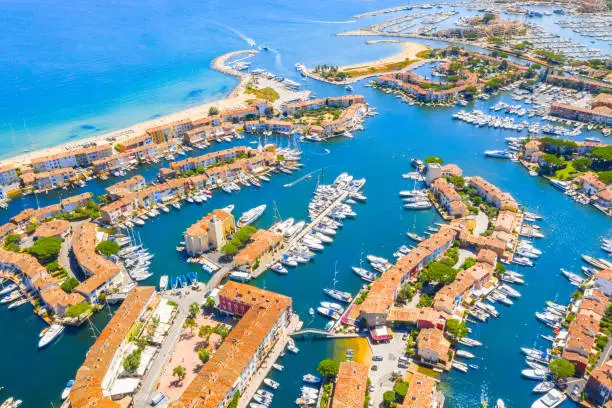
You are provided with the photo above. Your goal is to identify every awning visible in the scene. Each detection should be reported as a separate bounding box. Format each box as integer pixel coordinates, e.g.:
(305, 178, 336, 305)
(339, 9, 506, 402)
(370, 325, 392, 341)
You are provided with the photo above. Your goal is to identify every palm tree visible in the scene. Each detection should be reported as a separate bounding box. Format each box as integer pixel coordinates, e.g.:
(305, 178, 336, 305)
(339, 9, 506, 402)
(173, 365, 186, 384)
(184, 317, 197, 334)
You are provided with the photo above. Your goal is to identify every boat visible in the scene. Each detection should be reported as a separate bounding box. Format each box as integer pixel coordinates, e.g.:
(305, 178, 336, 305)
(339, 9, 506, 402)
(531, 389, 566, 408)
(223, 204, 235, 213)
(38, 324, 65, 349)
(522, 369, 548, 380)
(270, 263, 288, 274)
(302, 374, 321, 384)
(287, 343, 299, 354)
(0, 283, 17, 296)
(237, 205, 266, 227)
(323, 288, 352, 303)
(352, 266, 376, 282)
(295, 398, 316, 406)
(496, 399, 506, 408)
(459, 337, 482, 347)
(317, 307, 340, 320)
(521, 348, 545, 360)
(61, 380, 74, 400)
(452, 361, 468, 373)
(456, 350, 475, 359)
(0, 291, 21, 304)
(532, 381, 555, 393)
(407, 232, 424, 242)
(484, 150, 512, 159)
(321, 301, 344, 313)
(159, 275, 169, 291)
(272, 364, 284, 371)
(263, 378, 279, 389)
(229, 271, 252, 282)
(8, 298, 27, 310)
(403, 201, 432, 210)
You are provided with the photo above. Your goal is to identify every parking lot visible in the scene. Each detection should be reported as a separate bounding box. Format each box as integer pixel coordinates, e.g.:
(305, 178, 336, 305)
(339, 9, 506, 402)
(368, 328, 411, 407)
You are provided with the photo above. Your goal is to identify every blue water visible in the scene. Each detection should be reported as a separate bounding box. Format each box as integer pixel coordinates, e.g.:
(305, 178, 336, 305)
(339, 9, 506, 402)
(0, 0, 610, 407)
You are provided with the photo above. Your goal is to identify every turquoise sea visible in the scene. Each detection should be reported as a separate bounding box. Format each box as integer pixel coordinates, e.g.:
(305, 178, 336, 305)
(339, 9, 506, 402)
(0, 1, 610, 407)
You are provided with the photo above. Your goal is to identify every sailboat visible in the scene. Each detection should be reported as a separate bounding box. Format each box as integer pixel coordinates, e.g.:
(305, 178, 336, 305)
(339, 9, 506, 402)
(323, 262, 352, 303)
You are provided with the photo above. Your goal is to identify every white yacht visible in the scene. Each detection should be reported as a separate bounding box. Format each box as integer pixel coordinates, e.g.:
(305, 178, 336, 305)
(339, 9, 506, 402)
(39, 324, 65, 349)
(237, 205, 266, 227)
(531, 389, 566, 408)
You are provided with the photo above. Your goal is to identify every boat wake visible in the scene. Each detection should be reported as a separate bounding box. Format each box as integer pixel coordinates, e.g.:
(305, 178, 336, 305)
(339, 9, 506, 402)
(209, 21, 256, 47)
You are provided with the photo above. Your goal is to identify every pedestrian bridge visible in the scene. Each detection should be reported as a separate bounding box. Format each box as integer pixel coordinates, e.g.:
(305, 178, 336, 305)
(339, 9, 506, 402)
(291, 328, 359, 340)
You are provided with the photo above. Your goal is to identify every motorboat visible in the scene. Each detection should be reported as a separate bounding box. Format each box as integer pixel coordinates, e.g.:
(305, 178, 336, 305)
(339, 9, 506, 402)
(270, 263, 288, 274)
(263, 378, 279, 389)
(352, 266, 376, 282)
(0, 291, 21, 304)
(317, 307, 340, 319)
(237, 205, 266, 227)
(459, 338, 482, 347)
(229, 271, 252, 282)
(8, 298, 27, 310)
(280, 255, 298, 267)
(61, 380, 74, 400)
(531, 389, 566, 408)
(532, 381, 555, 393)
(0, 283, 17, 296)
(452, 361, 468, 373)
(521, 347, 545, 360)
(499, 284, 521, 298)
(272, 364, 284, 371)
(323, 288, 352, 303)
(456, 350, 475, 359)
(320, 302, 344, 313)
(302, 374, 321, 384)
(39, 324, 65, 349)
(522, 368, 548, 380)
(582, 254, 608, 269)
(407, 232, 425, 242)
(484, 150, 512, 159)
(496, 399, 506, 408)
(159, 275, 169, 291)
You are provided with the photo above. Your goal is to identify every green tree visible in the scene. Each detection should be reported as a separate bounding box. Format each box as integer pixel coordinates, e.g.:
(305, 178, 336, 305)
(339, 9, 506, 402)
(203, 296, 216, 312)
(221, 243, 238, 257)
(448, 175, 465, 189)
(424, 156, 444, 165)
(208, 106, 219, 115)
(198, 348, 211, 364)
(199, 324, 212, 339)
(122, 348, 142, 373)
(4, 234, 21, 246)
(173, 365, 186, 383)
(95, 240, 120, 256)
(64, 302, 93, 318)
(445, 319, 469, 339)
(189, 302, 200, 317)
(417, 294, 433, 308)
(60, 277, 80, 293)
(317, 359, 340, 379)
(383, 390, 396, 407)
(549, 358, 575, 379)
(394, 380, 408, 402)
(25, 236, 62, 264)
(184, 317, 197, 334)
(419, 262, 458, 285)
(461, 257, 477, 270)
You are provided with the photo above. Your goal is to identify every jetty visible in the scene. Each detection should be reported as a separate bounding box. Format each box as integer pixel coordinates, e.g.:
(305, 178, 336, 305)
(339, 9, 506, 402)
(291, 328, 359, 339)
(250, 189, 350, 278)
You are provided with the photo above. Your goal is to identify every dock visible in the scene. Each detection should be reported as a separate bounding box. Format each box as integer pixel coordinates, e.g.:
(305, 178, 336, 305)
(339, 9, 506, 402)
(250, 189, 349, 278)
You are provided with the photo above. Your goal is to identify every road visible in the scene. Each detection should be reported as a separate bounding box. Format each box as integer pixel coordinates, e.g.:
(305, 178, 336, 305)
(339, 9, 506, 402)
(132, 262, 232, 406)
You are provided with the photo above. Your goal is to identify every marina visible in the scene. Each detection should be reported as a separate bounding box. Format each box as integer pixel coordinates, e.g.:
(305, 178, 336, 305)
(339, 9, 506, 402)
(0, 0, 609, 407)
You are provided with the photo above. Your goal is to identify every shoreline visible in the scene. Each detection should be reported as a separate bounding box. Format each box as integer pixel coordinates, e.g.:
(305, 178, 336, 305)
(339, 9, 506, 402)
(0, 50, 258, 169)
(301, 41, 430, 85)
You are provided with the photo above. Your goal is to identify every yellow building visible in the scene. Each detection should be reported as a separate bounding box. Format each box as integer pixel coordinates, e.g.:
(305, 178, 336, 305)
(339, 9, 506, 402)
(184, 209, 235, 256)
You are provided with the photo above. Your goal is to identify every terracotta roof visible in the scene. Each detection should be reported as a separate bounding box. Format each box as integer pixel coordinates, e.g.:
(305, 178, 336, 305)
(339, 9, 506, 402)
(72, 222, 121, 296)
(234, 229, 283, 264)
(70, 286, 155, 408)
(61, 192, 93, 207)
(476, 249, 497, 266)
(172, 282, 291, 408)
(185, 209, 232, 238)
(595, 269, 612, 282)
(577, 172, 606, 191)
(34, 219, 70, 238)
(331, 361, 370, 408)
(399, 372, 437, 407)
(597, 187, 612, 201)
(417, 328, 450, 363)
(11, 208, 36, 224)
(0, 222, 17, 239)
(0, 247, 47, 280)
(441, 164, 462, 177)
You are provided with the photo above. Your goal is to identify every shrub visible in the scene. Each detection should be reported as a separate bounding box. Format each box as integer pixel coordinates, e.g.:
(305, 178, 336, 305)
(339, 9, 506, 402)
(60, 277, 80, 293)
(95, 240, 120, 256)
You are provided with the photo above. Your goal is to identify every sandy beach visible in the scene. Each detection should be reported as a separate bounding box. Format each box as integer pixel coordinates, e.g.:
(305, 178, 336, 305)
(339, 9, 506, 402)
(0, 50, 258, 169)
(302, 40, 430, 85)
(339, 40, 429, 72)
